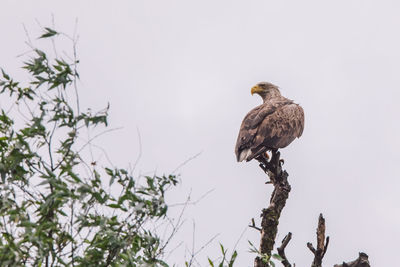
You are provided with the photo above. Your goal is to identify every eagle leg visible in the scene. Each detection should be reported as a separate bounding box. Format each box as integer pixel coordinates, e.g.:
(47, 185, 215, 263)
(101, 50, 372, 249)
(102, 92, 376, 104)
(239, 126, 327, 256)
(255, 154, 271, 174)
(270, 149, 279, 166)
(255, 149, 285, 184)
(270, 149, 283, 177)
(255, 149, 286, 186)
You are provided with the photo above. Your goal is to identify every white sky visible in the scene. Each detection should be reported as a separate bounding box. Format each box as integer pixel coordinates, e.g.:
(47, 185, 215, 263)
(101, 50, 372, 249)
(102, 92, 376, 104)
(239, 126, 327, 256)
(1, 1, 400, 266)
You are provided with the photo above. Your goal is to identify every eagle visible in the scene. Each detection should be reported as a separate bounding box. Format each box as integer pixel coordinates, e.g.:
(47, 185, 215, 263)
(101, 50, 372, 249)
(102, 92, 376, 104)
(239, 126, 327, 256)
(235, 82, 304, 162)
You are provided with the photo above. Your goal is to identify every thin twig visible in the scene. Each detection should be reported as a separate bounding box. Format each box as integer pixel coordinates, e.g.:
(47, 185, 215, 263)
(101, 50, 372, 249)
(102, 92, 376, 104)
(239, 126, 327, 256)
(77, 127, 123, 153)
(127, 127, 142, 176)
(186, 233, 220, 267)
(50, 14, 58, 58)
(169, 189, 214, 207)
(249, 218, 261, 232)
(232, 226, 248, 252)
(171, 151, 202, 174)
(158, 190, 192, 256)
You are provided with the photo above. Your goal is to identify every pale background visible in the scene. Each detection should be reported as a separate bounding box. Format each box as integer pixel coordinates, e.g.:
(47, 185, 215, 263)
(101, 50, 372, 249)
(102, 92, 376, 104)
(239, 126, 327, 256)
(1, 1, 400, 266)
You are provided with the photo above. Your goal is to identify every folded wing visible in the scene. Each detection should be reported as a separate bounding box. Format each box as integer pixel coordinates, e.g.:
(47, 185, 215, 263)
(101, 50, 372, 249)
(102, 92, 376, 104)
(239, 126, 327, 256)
(235, 98, 304, 162)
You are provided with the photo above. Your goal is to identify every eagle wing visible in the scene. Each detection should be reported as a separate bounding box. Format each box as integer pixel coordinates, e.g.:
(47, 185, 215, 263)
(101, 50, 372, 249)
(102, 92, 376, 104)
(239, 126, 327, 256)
(235, 97, 304, 162)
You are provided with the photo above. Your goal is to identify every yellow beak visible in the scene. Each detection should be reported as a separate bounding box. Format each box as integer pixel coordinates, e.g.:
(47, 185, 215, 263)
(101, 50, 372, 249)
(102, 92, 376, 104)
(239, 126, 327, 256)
(251, 85, 261, 95)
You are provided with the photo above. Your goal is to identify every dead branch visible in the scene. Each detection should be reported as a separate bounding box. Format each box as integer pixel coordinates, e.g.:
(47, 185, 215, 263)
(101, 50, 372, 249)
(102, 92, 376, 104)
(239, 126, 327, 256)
(307, 214, 329, 267)
(249, 218, 262, 232)
(251, 150, 369, 267)
(334, 252, 370, 267)
(254, 150, 291, 267)
(277, 232, 293, 267)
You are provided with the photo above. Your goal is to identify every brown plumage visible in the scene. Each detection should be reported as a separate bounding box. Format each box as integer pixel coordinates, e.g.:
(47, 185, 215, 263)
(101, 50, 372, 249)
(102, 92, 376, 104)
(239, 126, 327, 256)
(235, 82, 304, 162)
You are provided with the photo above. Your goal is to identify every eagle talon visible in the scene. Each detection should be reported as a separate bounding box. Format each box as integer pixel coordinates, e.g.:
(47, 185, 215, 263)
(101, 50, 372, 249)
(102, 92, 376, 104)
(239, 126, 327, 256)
(258, 163, 267, 173)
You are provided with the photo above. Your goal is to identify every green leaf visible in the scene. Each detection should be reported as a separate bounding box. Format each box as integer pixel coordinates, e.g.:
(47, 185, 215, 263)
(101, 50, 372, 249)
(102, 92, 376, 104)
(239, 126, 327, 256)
(105, 167, 113, 176)
(0, 25, 181, 266)
(67, 170, 82, 183)
(229, 250, 238, 267)
(272, 253, 283, 261)
(157, 260, 169, 267)
(1, 69, 10, 80)
(39, 27, 59, 38)
(107, 203, 121, 209)
(248, 240, 259, 254)
(220, 243, 226, 256)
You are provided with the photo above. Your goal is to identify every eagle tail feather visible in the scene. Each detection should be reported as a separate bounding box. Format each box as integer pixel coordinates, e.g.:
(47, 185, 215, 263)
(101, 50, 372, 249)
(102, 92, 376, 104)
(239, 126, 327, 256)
(238, 149, 252, 162)
(246, 146, 268, 162)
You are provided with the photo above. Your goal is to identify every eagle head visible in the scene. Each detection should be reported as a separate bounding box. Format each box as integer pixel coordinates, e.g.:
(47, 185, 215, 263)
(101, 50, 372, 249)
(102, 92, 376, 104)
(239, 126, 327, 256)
(251, 82, 281, 101)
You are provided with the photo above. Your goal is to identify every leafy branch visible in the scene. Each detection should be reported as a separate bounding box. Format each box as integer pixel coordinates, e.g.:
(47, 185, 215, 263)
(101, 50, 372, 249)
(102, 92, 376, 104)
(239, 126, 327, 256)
(0, 25, 179, 267)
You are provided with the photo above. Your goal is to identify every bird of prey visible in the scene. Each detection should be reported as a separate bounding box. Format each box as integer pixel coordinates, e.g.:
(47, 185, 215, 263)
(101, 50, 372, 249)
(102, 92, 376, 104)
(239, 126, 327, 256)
(235, 82, 304, 162)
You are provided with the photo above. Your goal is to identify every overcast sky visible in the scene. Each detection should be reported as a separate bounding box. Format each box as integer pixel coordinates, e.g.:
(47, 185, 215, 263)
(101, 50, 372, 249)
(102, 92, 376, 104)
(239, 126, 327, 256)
(1, 1, 400, 266)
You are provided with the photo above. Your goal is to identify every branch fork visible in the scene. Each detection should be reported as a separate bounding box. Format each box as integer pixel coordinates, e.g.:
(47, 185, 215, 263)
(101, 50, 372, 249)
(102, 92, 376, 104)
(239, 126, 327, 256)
(251, 150, 370, 267)
(307, 214, 330, 267)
